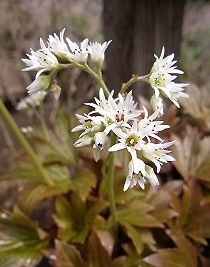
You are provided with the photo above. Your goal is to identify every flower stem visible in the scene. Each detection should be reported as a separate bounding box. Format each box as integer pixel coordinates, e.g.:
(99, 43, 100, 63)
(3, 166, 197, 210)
(35, 107, 49, 141)
(0, 99, 54, 186)
(107, 134, 117, 228)
(84, 63, 110, 97)
(120, 74, 149, 94)
(72, 62, 110, 97)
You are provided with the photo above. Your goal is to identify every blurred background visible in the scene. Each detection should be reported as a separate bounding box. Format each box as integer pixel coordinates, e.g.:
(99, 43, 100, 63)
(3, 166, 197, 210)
(0, 0, 209, 170)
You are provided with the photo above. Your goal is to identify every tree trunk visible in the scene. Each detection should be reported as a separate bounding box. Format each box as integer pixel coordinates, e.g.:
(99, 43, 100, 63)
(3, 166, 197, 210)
(103, 0, 186, 99)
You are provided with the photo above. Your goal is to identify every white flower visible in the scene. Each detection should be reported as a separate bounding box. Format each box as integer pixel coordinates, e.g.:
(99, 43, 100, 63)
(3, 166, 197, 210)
(87, 88, 142, 133)
(71, 114, 102, 136)
(124, 161, 159, 191)
(66, 38, 89, 63)
(48, 28, 70, 59)
(17, 91, 47, 110)
(108, 111, 170, 173)
(50, 83, 62, 100)
(149, 47, 188, 107)
(72, 113, 108, 161)
(142, 141, 175, 173)
(150, 95, 164, 116)
(93, 131, 109, 161)
(22, 39, 59, 77)
(88, 40, 111, 66)
(26, 75, 51, 94)
(74, 135, 93, 148)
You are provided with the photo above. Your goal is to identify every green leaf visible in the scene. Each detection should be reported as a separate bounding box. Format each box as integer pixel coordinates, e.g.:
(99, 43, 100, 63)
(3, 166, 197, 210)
(118, 200, 163, 228)
(179, 181, 201, 227)
(0, 207, 48, 267)
(0, 165, 43, 182)
(53, 194, 106, 243)
(147, 184, 179, 223)
(46, 164, 70, 182)
(54, 109, 71, 142)
(87, 232, 112, 267)
(55, 240, 87, 267)
(94, 229, 114, 256)
(18, 179, 71, 213)
(144, 248, 195, 267)
(185, 203, 210, 244)
(71, 168, 97, 200)
(167, 229, 197, 266)
(196, 150, 210, 181)
(123, 224, 143, 254)
(111, 256, 154, 267)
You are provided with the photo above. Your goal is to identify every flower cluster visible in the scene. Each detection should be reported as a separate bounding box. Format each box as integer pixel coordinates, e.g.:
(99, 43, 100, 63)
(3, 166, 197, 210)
(22, 29, 111, 96)
(17, 91, 47, 110)
(72, 89, 175, 191)
(21, 29, 189, 191)
(149, 47, 188, 114)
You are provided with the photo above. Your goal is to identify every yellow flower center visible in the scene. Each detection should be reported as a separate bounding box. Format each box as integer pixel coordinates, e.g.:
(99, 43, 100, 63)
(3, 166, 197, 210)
(107, 118, 114, 125)
(154, 74, 166, 86)
(126, 134, 140, 147)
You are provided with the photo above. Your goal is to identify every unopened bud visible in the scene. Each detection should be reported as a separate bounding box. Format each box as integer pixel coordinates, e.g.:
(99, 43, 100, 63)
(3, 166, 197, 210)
(50, 83, 61, 100)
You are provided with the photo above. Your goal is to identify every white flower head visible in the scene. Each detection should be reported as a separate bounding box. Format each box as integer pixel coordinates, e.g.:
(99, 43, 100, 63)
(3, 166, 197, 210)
(26, 75, 51, 94)
(93, 131, 109, 161)
(87, 88, 142, 134)
(150, 95, 164, 116)
(72, 112, 109, 161)
(50, 83, 62, 100)
(108, 109, 170, 173)
(88, 40, 112, 66)
(22, 38, 59, 77)
(17, 91, 47, 110)
(66, 38, 89, 63)
(74, 134, 93, 148)
(72, 114, 102, 135)
(123, 161, 159, 191)
(48, 28, 70, 60)
(149, 46, 188, 108)
(142, 141, 175, 173)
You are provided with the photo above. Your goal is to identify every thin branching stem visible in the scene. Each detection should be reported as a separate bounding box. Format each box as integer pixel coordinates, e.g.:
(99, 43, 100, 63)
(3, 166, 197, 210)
(0, 99, 54, 186)
(107, 134, 117, 229)
(120, 74, 149, 94)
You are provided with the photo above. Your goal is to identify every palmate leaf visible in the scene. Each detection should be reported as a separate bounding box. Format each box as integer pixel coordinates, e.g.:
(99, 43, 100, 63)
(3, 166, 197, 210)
(145, 229, 197, 267)
(172, 128, 201, 181)
(144, 248, 195, 267)
(87, 232, 112, 267)
(0, 207, 48, 267)
(112, 256, 154, 267)
(53, 194, 106, 243)
(180, 83, 210, 126)
(14, 163, 71, 213)
(167, 229, 197, 266)
(123, 224, 156, 255)
(71, 168, 97, 200)
(31, 109, 76, 165)
(55, 241, 87, 267)
(172, 129, 210, 183)
(117, 200, 163, 228)
(184, 203, 210, 244)
(170, 180, 210, 245)
(18, 179, 71, 213)
(146, 182, 181, 224)
(55, 234, 145, 267)
(0, 158, 71, 183)
(31, 134, 75, 166)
